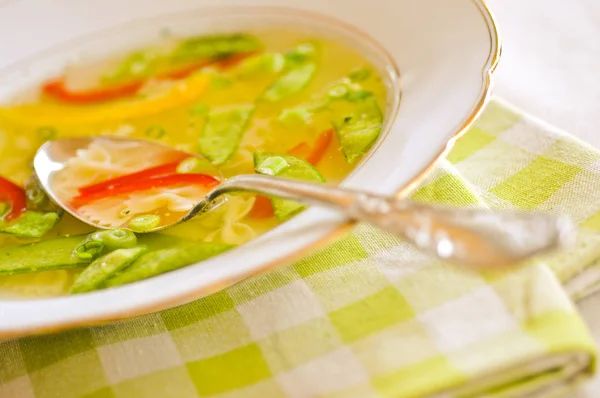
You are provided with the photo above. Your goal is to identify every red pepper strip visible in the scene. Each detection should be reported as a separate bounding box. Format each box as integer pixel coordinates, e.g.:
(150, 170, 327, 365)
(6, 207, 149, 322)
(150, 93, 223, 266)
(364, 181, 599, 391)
(72, 173, 219, 208)
(248, 195, 275, 219)
(287, 129, 334, 165)
(305, 129, 334, 165)
(43, 52, 259, 104)
(0, 176, 27, 221)
(287, 142, 311, 159)
(42, 79, 144, 104)
(77, 157, 190, 196)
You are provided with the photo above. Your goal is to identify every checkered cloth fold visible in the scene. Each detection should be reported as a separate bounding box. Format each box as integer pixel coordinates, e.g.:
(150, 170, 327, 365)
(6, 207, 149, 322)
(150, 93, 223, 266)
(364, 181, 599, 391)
(0, 99, 598, 398)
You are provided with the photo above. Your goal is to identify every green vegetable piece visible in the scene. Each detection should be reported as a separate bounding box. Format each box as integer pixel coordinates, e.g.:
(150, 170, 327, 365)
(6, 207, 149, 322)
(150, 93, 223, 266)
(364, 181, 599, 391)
(104, 242, 232, 287)
(0, 211, 60, 238)
(75, 228, 139, 260)
(333, 97, 383, 163)
(254, 153, 325, 183)
(25, 181, 47, 209)
(89, 229, 138, 251)
(306, 98, 333, 113)
(255, 156, 289, 176)
(345, 90, 373, 102)
(176, 157, 216, 174)
(236, 53, 285, 77)
(145, 125, 166, 139)
(278, 107, 313, 128)
(284, 42, 318, 66)
(104, 50, 160, 84)
(23, 175, 59, 212)
(129, 215, 161, 232)
(0, 233, 207, 277)
(328, 83, 349, 99)
(348, 68, 371, 82)
(254, 153, 325, 220)
(176, 157, 221, 177)
(172, 34, 262, 62)
(273, 73, 375, 124)
(75, 240, 105, 261)
(325, 78, 371, 102)
(70, 246, 148, 294)
(190, 103, 209, 116)
(199, 105, 254, 165)
(0, 235, 90, 275)
(262, 62, 316, 102)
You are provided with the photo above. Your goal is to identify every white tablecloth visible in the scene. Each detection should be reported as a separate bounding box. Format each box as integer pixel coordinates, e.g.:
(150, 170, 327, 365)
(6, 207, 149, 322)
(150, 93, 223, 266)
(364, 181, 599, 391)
(486, 0, 600, 395)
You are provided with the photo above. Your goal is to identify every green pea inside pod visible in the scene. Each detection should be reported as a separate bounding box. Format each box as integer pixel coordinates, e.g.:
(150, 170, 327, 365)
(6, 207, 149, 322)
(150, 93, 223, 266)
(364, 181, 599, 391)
(89, 229, 138, 251)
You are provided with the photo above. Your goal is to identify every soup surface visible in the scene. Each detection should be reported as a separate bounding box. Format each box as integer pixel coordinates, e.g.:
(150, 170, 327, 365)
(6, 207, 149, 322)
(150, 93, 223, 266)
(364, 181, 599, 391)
(0, 29, 388, 297)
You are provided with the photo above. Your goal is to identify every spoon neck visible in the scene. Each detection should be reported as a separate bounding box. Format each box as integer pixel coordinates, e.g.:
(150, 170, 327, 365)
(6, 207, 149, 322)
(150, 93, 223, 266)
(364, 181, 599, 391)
(214, 174, 358, 209)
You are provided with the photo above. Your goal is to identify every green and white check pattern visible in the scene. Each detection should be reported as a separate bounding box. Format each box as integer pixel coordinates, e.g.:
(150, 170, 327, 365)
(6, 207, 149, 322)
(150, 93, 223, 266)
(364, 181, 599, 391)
(0, 99, 599, 398)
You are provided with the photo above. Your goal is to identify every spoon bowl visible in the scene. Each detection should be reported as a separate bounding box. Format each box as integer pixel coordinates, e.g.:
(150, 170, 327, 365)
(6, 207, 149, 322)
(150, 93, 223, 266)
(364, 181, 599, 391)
(33, 136, 217, 233)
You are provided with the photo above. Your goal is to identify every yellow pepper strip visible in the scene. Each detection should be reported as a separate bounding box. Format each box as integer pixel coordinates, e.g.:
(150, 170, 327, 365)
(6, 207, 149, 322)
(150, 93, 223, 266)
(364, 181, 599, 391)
(0, 73, 210, 127)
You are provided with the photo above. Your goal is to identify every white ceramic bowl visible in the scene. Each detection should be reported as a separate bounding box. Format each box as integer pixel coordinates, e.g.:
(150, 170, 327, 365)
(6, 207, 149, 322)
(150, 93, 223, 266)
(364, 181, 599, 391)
(0, 0, 499, 336)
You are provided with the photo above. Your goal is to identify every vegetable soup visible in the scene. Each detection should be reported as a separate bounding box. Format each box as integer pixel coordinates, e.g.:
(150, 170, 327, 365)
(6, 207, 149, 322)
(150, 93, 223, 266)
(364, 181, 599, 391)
(0, 29, 388, 297)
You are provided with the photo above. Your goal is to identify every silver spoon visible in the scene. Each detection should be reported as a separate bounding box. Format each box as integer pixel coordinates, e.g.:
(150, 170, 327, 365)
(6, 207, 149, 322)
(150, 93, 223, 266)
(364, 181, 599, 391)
(33, 137, 573, 270)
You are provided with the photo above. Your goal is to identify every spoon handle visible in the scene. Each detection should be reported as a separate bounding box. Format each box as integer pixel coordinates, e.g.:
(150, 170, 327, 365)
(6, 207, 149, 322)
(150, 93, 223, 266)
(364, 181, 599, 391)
(214, 175, 573, 269)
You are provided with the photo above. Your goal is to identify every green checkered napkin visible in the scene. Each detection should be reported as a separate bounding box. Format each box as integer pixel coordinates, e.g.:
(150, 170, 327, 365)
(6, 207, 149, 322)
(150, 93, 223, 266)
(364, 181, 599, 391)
(0, 98, 599, 398)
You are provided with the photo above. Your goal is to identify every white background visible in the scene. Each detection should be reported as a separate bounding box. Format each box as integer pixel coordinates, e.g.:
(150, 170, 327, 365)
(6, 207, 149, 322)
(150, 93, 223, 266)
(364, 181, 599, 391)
(486, 0, 600, 395)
